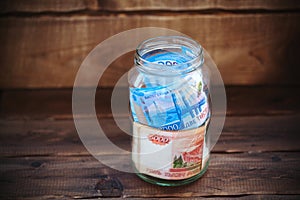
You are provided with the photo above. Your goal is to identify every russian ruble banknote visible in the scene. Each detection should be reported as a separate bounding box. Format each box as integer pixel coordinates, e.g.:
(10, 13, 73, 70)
(129, 71, 210, 131)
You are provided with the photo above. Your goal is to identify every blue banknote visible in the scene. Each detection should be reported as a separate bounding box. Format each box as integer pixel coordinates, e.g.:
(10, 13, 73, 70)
(130, 75, 209, 131)
(129, 47, 209, 130)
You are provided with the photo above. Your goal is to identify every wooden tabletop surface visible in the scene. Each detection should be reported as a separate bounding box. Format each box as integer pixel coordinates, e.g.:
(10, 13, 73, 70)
(1, 86, 300, 199)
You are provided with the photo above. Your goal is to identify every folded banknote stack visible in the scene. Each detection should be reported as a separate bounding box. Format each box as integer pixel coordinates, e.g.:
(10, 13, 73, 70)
(129, 70, 210, 131)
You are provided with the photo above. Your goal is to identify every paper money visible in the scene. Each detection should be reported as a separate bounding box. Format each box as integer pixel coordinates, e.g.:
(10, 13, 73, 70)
(130, 46, 209, 131)
(130, 72, 209, 131)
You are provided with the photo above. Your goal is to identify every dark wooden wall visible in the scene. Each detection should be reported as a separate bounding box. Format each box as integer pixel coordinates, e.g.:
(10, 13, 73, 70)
(1, 2, 300, 198)
(0, 0, 300, 88)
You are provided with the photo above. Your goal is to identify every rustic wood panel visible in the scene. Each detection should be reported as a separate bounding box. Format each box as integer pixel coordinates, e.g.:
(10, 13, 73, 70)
(1, 152, 299, 198)
(97, 0, 300, 11)
(0, 115, 299, 157)
(1, 0, 300, 13)
(0, 87, 299, 199)
(1, 87, 300, 119)
(0, 14, 300, 88)
(17, 195, 300, 200)
(1, 115, 300, 199)
(0, 0, 98, 13)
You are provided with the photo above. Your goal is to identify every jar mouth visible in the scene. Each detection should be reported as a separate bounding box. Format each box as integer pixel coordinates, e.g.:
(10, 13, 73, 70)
(135, 36, 204, 76)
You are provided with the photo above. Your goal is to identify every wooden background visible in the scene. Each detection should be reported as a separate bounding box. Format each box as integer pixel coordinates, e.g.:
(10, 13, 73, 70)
(0, 0, 300, 89)
(1, 1, 300, 199)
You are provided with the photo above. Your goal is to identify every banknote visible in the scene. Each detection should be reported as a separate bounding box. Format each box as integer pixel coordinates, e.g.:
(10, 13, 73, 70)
(130, 72, 210, 131)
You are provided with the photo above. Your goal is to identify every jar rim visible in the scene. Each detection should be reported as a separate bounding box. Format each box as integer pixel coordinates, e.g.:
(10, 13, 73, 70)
(135, 35, 204, 76)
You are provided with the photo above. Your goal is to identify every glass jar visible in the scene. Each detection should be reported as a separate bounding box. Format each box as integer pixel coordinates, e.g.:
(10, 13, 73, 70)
(128, 36, 210, 186)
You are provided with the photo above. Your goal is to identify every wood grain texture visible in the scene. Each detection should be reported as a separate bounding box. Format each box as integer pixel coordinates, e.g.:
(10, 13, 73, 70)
(1, 153, 299, 198)
(1, 0, 300, 13)
(0, 13, 300, 88)
(0, 0, 98, 13)
(1, 87, 300, 118)
(97, 0, 300, 11)
(0, 87, 299, 199)
(15, 195, 300, 200)
(0, 115, 299, 157)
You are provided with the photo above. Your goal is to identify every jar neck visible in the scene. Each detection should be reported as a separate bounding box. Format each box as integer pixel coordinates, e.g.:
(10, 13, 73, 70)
(134, 36, 204, 76)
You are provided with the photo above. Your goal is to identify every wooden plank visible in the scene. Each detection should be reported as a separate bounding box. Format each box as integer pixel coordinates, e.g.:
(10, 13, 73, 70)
(1, 87, 299, 118)
(18, 195, 300, 200)
(0, 14, 300, 88)
(0, 115, 299, 157)
(1, 152, 299, 198)
(0, 0, 98, 13)
(0, 90, 299, 198)
(1, 0, 300, 13)
(225, 86, 300, 116)
(98, 0, 300, 11)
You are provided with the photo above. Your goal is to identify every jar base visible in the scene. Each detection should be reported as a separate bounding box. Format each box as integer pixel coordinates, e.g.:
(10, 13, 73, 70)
(134, 159, 210, 186)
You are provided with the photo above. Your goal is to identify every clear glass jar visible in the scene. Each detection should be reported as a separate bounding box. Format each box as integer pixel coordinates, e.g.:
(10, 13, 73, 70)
(128, 36, 210, 186)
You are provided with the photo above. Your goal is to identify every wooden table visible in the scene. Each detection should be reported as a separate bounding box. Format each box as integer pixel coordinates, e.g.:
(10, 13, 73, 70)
(1, 86, 300, 199)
